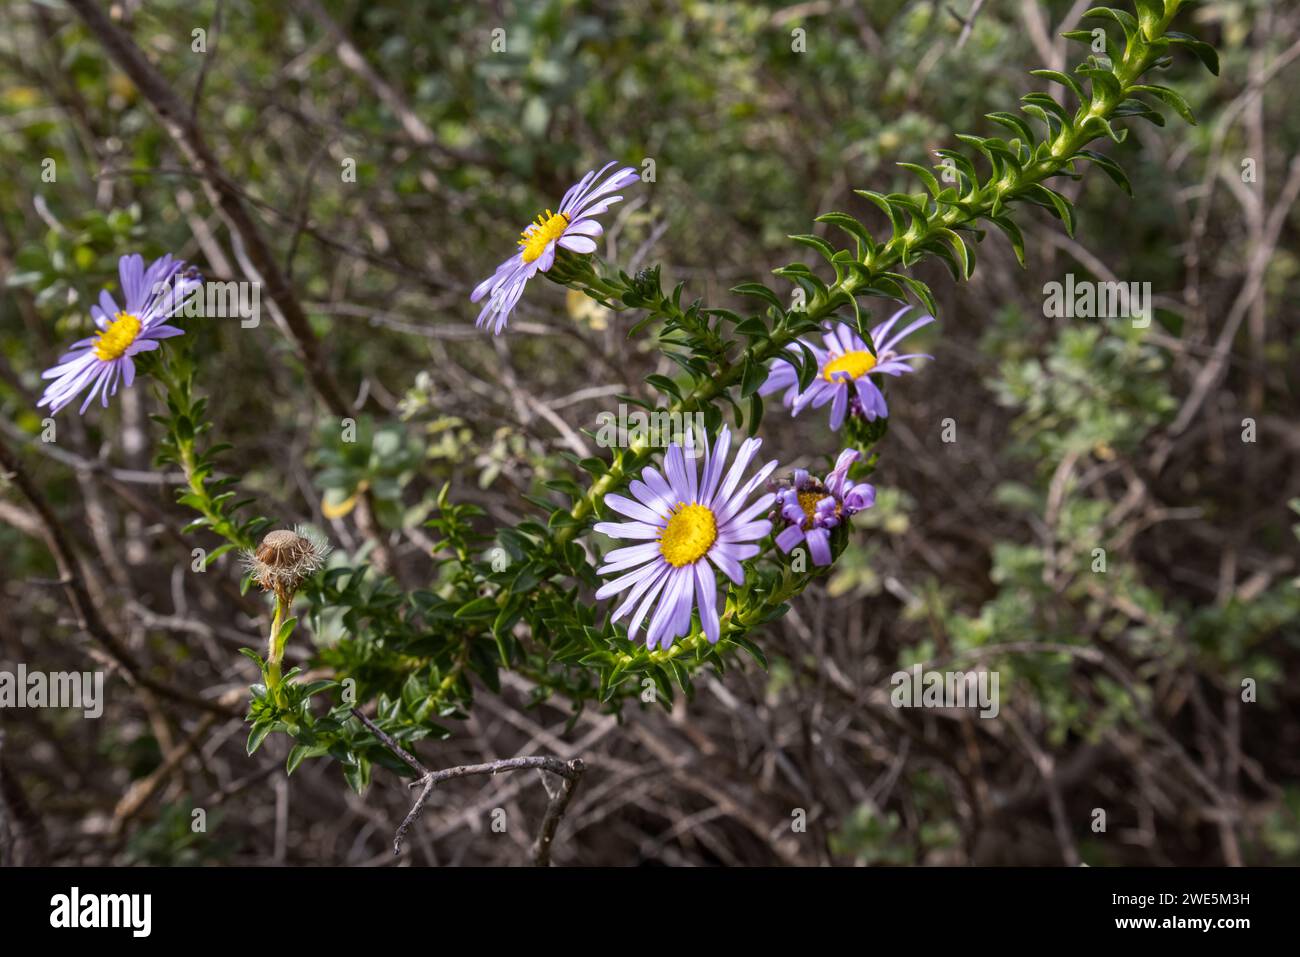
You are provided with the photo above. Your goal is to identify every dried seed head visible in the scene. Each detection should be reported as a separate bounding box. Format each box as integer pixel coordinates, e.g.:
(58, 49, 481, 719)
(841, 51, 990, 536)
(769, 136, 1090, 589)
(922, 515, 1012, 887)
(244, 525, 331, 599)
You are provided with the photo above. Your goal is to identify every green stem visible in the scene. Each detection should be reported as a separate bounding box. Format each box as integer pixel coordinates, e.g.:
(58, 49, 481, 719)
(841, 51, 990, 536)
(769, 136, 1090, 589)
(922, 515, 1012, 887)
(265, 595, 285, 698)
(155, 353, 256, 551)
(176, 438, 254, 549)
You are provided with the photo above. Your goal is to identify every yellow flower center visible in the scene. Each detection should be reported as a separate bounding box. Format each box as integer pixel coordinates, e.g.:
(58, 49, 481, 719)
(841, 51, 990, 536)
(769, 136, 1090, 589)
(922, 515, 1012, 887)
(659, 502, 717, 567)
(798, 490, 824, 525)
(822, 349, 876, 382)
(518, 209, 569, 263)
(93, 312, 142, 361)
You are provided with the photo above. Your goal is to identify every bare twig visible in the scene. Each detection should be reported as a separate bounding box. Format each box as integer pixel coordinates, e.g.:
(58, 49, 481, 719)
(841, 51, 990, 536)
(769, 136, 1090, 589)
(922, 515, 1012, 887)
(953, 0, 987, 49)
(531, 760, 587, 867)
(349, 708, 586, 862)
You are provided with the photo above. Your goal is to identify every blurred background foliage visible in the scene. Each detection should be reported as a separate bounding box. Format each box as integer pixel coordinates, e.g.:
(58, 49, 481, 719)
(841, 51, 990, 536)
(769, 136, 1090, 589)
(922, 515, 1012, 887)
(0, 0, 1297, 866)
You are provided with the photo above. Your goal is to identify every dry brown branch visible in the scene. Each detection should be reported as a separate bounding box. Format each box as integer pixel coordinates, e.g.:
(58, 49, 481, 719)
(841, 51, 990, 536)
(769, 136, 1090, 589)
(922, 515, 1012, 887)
(348, 708, 586, 864)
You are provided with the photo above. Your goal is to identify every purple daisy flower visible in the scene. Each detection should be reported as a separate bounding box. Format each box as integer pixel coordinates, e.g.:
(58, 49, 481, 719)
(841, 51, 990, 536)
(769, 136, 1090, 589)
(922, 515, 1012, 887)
(759, 306, 934, 429)
(593, 426, 778, 650)
(471, 161, 639, 335)
(773, 448, 877, 566)
(38, 253, 200, 416)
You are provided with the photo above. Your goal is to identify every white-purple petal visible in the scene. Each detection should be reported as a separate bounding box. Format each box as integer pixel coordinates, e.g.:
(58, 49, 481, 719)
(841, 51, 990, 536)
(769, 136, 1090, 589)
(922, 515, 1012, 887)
(829, 385, 849, 429)
(610, 560, 669, 620)
(596, 559, 661, 602)
(775, 525, 806, 553)
(604, 492, 666, 526)
(593, 520, 663, 539)
(806, 528, 833, 566)
(557, 235, 597, 255)
(626, 563, 672, 641)
(711, 435, 761, 509)
(693, 562, 720, 644)
(646, 568, 691, 650)
(706, 546, 745, 585)
(597, 540, 663, 574)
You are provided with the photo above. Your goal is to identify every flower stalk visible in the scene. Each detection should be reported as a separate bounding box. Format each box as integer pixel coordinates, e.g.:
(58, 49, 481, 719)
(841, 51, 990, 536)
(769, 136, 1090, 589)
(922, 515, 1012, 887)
(265, 594, 287, 696)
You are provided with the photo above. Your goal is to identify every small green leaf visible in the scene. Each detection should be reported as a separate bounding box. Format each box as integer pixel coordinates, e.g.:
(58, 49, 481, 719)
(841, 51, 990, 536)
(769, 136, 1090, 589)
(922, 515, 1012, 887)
(885, 273, 938, 318)
(247, 722, 274, 755)
(644, 374, 682, 401)
(1166, 32, 1220, 75)
(1075, 149, 1132, 195)
(987, 215, 1027, 267)
(814, 212, 876, 257)
(1131, 83, 1196, 125)
(935, 228, 971, 280)
(455, 596, 498, 619)
(727, 635, 768, 670)
(1027, 184, 1077, 237)
(747, 393, 764, 437)
(286, 744, 311, 775)
(204, 543, 236, 568)
(795, 341, 819, 391)
(343, 759, 371, 794)
(897, 162, 941, 199)
(740, 356, 768, 398)
(1132, 0, 1163, 38)
(276, 616, 298, 646)
(985, 112, 1036, 147)
(1083, 6, 1139, 45)
(730, 282, 785, 312)
(1028, 69, 1086, 102)
(788, 233, 837, 262)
